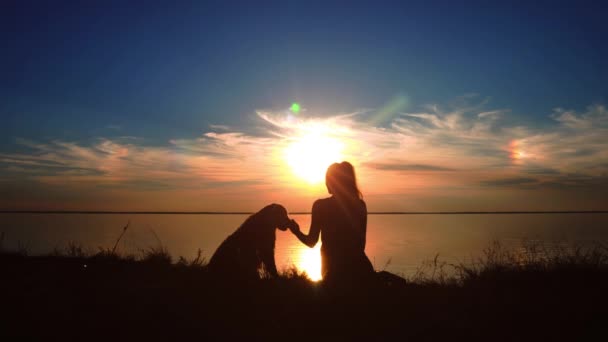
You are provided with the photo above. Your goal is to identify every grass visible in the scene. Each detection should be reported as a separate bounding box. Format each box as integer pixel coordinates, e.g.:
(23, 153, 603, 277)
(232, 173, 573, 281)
(0, 233, 606, 341)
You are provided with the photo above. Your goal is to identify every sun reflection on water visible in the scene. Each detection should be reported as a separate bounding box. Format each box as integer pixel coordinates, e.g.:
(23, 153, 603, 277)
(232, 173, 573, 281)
(296, 244, 322, 281)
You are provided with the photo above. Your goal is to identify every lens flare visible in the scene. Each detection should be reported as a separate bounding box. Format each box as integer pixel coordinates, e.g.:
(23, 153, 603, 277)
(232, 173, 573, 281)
(290, 102, 301, 114)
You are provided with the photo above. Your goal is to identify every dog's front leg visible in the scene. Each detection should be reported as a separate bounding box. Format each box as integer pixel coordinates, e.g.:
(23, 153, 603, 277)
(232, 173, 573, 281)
(259, 246, 279, 278)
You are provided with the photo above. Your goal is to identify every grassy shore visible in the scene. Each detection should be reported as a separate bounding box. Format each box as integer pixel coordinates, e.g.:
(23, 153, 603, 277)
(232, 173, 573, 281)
(1, 239, 606, 341)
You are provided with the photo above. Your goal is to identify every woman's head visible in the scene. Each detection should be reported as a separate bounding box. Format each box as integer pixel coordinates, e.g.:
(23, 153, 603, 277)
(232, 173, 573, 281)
(325, 161, 362, 199)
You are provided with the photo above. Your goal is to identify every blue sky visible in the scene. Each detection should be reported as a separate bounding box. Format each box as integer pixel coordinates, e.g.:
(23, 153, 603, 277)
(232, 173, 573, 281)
(1, 1, 607, 211)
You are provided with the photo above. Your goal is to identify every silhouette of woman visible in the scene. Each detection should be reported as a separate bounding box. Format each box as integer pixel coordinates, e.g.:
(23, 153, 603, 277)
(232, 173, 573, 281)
(289, 162, 374, 284)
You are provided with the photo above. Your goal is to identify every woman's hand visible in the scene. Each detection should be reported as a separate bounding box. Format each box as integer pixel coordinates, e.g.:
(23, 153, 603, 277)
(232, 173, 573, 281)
(287, 219, 300, 234)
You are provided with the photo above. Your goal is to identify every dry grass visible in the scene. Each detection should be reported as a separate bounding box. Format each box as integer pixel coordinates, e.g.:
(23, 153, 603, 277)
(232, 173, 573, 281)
(1, 236, 606, 340)
(408, 240, 608, 286)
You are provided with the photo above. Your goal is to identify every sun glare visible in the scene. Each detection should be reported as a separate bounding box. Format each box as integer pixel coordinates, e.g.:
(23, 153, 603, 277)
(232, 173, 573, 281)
(284, 124, 344, 184)
(297, 244, 322, 281)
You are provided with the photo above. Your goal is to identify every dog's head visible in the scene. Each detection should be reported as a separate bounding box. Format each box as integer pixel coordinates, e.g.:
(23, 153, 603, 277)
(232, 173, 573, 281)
(259, 203, 292, 231)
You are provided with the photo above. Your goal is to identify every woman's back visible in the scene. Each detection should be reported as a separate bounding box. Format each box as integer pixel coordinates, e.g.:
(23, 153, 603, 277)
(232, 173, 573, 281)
(315, 196, 367, 254)
(313, 196, 373, 280)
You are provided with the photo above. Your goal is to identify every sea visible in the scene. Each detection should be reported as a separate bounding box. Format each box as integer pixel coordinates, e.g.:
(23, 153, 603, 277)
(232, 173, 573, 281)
(1, 213, 607, 280)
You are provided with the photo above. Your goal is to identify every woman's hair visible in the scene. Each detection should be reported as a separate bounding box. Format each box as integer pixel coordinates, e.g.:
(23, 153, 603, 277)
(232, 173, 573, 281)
(325, 161, 362, 199)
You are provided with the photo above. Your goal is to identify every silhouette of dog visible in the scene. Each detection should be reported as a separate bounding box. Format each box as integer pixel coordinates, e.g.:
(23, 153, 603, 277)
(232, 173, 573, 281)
(208, 204, 294, 279)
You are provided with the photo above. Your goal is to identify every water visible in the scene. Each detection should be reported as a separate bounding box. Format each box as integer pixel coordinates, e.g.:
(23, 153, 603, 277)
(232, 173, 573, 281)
(1, 213, 607, 279)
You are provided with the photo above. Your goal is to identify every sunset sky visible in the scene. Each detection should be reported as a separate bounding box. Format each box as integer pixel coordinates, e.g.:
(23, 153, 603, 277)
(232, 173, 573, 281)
(1, 1, 607, 211)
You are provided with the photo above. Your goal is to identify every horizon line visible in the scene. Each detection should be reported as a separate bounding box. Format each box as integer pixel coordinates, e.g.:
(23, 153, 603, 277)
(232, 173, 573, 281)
(1, 210, 607, 215)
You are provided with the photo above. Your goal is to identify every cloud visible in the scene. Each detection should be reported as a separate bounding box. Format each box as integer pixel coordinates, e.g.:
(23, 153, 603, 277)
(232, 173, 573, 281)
(363, 162, 455, 172)
(480, 177, 539, 187)
(1, 99, 607, 210)
(551, 105, 608, 129)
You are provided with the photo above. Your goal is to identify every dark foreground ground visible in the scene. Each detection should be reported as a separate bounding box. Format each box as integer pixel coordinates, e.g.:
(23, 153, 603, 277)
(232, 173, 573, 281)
(1, 244, 607, 341)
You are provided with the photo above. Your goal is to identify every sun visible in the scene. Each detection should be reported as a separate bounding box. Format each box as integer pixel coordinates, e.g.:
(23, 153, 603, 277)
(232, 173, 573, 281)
(284, 125, 344, 184)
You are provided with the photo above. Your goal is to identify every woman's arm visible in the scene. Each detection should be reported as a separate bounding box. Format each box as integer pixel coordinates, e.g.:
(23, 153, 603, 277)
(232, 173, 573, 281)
(289, 201, 322, 248)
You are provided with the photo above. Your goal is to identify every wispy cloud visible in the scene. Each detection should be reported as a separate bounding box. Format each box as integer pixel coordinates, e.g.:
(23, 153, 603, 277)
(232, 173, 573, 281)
(1, 99, 607, 210)
(480, 177, 539, 188)
(363, 162, 455, 172)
